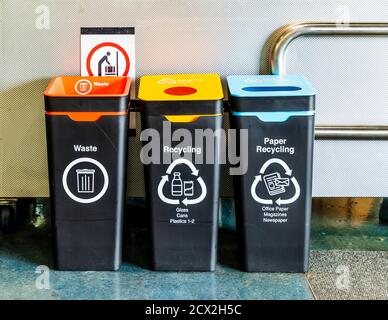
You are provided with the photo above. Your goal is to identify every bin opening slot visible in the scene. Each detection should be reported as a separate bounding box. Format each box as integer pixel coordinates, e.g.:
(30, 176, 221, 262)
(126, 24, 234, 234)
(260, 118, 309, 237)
(164, 87, 198, 96)
(241, 86, 302, 92)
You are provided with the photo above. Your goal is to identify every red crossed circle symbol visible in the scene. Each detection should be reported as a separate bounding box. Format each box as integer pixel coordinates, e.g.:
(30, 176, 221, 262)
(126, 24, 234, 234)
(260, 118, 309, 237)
(86, 42, 130, 76)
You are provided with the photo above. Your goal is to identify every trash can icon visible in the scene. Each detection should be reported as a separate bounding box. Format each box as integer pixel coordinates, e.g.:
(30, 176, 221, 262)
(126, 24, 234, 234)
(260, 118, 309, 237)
(44, 76, 131, 271)
(227, 75, 316, 272)
(139, 74, 224, 271)
(76, 169, 95, 193)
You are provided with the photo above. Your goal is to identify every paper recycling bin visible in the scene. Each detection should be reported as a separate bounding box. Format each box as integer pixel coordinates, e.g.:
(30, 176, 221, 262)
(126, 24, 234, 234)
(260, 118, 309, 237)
(227, 75, 315, 272)
(139, 74, 224, 271)
(44, 76, 131, 270)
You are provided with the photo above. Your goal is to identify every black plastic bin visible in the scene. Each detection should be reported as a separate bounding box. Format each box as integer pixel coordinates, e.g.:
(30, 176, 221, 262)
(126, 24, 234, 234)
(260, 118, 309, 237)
(227, 75, 316, 272)
(44, 76, 131, 271)
(139, 74, 224, 271)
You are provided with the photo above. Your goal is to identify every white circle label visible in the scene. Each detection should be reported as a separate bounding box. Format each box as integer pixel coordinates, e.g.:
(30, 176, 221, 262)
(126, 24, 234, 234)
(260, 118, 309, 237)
(62, 157, 109, 204)
(157, 78, 177, 85)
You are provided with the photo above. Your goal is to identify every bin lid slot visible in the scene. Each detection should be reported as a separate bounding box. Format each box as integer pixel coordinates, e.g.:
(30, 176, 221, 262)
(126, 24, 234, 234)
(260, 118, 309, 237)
(242, 86, 302, 92)
(164, 86, 198, 96)
(227, 75, 315, 98)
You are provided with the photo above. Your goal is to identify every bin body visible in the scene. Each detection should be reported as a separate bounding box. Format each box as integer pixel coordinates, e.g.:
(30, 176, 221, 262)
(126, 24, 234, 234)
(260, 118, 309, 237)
(227, 75, 315, 272)
(44, 76, 130, 271)
(139, 74, 224, 271)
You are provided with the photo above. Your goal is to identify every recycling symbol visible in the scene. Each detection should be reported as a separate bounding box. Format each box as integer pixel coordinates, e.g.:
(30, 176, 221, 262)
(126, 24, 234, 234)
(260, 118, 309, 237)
(251, 158, 300, 206)
(158, 158, 207, 206)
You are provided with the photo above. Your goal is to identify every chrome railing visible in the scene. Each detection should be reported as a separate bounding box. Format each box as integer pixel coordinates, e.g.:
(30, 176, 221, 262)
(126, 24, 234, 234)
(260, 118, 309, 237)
(269, 22, 388, 140)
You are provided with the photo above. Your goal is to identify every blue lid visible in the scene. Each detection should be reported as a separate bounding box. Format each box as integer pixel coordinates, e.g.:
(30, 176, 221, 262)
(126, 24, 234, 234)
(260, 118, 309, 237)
(227, 75, 316, 98)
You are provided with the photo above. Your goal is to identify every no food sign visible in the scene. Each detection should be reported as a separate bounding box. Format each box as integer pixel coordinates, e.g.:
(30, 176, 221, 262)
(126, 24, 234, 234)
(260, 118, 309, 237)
(81, 27, 135, 79)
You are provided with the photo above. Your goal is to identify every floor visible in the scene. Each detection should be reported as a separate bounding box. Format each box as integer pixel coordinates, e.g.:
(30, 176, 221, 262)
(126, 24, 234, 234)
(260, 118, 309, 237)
(308, 198, 388, 300)
(0, 230, 313, 300)
(308, 250, 388, 300)
(0, 198, 387, 300)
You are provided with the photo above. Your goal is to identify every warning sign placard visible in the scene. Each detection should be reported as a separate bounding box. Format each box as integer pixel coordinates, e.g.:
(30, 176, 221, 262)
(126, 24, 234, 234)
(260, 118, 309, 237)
(81, 27, 135, 80)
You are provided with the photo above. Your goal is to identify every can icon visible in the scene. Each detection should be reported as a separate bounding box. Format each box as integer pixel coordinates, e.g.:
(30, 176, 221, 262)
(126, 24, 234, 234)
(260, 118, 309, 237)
(76, 169, 95, 193)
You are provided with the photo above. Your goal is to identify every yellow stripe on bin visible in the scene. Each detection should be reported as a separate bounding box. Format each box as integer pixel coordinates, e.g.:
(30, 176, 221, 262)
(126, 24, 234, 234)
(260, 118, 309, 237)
(164, 114, 222, 123)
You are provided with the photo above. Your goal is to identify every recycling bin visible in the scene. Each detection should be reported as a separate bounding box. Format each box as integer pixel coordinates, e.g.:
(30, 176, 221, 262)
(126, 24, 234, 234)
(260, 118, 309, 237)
(44, 76, 131, 270)
(139, 74, 224, 271)
(227, 75, 315, 272)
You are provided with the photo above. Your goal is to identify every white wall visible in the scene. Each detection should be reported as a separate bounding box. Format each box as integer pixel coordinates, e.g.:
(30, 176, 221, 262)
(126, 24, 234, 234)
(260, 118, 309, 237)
(1, 0, 388, 197)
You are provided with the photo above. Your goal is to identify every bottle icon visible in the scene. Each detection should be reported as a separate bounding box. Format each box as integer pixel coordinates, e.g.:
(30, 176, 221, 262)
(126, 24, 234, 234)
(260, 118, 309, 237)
(171, 172, 183, 196)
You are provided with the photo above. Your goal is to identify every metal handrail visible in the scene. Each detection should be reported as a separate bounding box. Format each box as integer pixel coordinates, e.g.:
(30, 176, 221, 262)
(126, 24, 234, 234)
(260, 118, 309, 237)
(269, 22, 388, 140)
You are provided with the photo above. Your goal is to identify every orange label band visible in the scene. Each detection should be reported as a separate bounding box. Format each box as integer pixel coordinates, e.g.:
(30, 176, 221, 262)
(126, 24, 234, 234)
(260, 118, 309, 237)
(44, 76, 131, 97)
(164, 114, 222, 123)
(45, 111, 128, 122)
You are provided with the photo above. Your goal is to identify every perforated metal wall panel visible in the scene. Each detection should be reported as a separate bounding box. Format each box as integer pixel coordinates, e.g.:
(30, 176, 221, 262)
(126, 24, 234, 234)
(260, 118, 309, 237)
(1, 0, 388, 197)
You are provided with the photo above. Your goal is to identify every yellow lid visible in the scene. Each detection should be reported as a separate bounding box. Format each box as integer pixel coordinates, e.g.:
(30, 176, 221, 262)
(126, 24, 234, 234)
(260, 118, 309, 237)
(138, 74, 224, 101)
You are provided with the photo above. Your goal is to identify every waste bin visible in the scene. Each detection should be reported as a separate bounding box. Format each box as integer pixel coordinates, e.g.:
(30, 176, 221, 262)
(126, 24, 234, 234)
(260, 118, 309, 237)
(227, 75, 315, 272)
(44, 76, 131, 271)
(139, 74, 224, 271)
